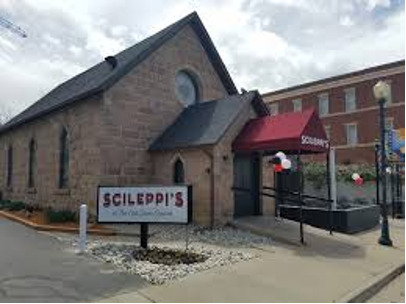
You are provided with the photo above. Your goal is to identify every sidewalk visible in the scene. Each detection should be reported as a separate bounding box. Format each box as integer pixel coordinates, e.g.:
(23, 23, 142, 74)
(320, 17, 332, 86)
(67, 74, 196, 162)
(99, 219, 405, 303)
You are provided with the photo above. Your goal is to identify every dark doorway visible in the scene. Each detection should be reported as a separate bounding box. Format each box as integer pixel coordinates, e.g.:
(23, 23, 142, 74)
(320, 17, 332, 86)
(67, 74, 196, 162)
(233, 154, 260, 217)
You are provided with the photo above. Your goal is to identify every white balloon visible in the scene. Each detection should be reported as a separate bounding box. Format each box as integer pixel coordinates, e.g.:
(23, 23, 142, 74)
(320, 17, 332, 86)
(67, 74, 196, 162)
(386, 167, 392, 174)
(281, 158, 292, 169)
(352, 173, 360, 180)
(275, 151, 287, 160)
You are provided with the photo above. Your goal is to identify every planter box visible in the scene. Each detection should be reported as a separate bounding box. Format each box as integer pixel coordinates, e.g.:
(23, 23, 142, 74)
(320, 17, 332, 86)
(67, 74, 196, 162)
(279, 205, 380, 234)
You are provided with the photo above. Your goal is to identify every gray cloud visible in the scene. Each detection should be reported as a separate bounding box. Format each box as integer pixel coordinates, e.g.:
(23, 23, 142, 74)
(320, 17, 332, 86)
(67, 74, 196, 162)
(0, 0, 404, 119)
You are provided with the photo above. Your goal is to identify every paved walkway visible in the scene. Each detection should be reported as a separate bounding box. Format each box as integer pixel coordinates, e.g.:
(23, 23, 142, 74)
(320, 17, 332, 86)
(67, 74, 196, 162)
(100, 219, 405, 303)
(367, 273, 405, 303)
(0, 218, 146, 302)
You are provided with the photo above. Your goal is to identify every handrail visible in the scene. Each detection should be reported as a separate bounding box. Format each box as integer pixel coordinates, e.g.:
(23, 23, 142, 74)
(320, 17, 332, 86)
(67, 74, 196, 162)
(262, 186, 333, 203)
(232, 185, 334, 235)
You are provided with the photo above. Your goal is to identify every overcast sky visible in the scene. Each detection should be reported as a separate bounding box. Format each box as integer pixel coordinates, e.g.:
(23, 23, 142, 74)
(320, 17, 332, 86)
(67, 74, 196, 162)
(0, 0, 404, 118)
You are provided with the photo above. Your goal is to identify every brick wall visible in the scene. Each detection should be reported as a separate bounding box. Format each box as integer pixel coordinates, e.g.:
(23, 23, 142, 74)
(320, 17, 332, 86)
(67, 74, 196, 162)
(0, 95, 103, 211)
(101, 24, 228, 187)
(0, 24, 230, 218)
(264, 67, 405, 164)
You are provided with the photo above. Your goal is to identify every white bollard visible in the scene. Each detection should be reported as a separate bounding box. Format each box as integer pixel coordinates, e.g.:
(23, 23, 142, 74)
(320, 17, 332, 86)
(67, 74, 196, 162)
(78, 204, 87, 254)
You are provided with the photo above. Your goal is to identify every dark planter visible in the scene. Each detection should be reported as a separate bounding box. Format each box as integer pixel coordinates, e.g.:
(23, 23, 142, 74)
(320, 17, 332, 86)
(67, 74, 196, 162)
(279, 205, 380, 234)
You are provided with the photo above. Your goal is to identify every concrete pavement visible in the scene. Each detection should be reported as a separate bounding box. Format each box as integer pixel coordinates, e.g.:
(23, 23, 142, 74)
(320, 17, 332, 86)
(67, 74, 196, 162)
(100, 219, 405, 303)
(367, 273, 405, 303)
(0, 218, 147, 302)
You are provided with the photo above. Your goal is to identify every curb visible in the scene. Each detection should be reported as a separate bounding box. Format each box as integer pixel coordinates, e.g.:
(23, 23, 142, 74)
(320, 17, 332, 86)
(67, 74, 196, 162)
(0, 210, 115, 236)
(336, 263, 405, 303)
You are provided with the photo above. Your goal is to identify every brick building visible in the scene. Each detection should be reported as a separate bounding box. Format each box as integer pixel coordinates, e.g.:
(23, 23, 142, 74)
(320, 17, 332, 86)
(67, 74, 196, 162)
(263, 61, 405, 164)
(0, 12, 280, 225)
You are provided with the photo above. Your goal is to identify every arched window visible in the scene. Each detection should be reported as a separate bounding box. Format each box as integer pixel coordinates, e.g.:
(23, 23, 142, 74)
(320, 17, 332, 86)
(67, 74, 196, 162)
(6, 145, 12, 187)
(59, 128, 69, 188)
(28, 138, 36, 188)
(173, 158, 185, 184)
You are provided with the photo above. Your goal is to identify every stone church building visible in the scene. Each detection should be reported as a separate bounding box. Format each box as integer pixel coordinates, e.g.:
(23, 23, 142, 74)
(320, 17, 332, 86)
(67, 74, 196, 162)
(0, 12, 328, 226)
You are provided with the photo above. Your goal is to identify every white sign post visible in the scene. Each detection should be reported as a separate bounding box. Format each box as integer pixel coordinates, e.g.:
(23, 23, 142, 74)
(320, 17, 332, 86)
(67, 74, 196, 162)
(329, 148, 337, 210)
(78, 204, 87, 254)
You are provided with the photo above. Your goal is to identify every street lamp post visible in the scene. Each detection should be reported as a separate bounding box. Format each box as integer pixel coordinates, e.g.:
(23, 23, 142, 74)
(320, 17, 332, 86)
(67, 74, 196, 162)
(373, 80, 393, 246)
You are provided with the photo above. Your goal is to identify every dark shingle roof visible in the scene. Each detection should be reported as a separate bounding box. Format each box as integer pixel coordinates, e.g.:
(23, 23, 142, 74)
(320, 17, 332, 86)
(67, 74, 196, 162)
(149, 91, 269, 151)
(1, 12, 237, 133)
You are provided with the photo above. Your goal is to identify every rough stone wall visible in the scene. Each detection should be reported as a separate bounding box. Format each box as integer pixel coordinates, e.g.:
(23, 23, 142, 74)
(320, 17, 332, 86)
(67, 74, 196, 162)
(212, 102, 258, 225)
(150, 149, 212, 225)
(100, 24, 228, 187)
(150, 101, 261, 226)
(0, 96, 103, 212)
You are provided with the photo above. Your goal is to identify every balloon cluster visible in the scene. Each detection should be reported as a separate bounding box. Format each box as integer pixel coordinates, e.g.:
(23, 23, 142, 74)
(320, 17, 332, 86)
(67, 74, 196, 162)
(271, 151, 292, 173)
(352, 173, 364, 186)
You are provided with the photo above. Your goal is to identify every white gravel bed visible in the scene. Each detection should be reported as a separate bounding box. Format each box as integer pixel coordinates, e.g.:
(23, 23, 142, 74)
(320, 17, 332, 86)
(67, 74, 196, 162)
(53, 225, 273, 285)
(87, 241, 253, 284)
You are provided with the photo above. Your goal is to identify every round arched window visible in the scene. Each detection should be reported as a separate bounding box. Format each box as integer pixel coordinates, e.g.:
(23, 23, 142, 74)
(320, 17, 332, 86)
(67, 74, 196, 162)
(175, 71, 199, 107)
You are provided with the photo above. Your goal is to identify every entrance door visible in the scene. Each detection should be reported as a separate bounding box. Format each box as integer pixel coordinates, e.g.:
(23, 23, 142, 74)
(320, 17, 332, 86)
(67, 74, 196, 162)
(233, 154, 260, 217)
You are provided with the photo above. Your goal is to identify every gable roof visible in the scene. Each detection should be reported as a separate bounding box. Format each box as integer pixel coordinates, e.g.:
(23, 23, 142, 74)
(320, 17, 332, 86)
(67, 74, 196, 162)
(232, 108, 329, 154)
(1, 12, 237, 134)
(149, 91, 269, 151)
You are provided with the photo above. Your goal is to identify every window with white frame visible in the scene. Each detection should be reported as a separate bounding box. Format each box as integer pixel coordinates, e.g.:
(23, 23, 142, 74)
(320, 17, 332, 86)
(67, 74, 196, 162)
(345, 87, 356, 112)
(386, 82, 393, 103)
(318, 93, 329, 116)
(292, 98, 302, 112)
(270, 102, 279, 116)
(324, 125, 331, 140)
(345, 123, 358, 146)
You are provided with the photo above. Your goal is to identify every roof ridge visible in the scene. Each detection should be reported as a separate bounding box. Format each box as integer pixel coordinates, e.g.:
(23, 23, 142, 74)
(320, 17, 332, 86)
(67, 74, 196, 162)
(1, 11, 237, 134)
(263, 59, 405, 97)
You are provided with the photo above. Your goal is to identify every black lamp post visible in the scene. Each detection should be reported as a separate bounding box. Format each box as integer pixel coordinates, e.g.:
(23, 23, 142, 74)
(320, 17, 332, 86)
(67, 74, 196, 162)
(373, 80, 393, 246)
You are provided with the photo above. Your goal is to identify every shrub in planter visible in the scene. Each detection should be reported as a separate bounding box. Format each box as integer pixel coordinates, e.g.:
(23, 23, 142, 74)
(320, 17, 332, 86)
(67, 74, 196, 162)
(0, 200, 10, 210)
(5, 201, 26, 211)
(47, 209, 76, 223)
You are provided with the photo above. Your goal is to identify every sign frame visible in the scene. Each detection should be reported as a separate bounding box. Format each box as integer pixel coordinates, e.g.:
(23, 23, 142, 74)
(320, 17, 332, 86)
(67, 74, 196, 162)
(96, 184, 193, 224)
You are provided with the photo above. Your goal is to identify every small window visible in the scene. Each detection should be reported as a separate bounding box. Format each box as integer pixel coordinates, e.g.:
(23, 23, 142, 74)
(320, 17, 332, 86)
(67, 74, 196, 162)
(292, 98, 302, 112)
(59, 128, 69, 188)
(173, 158, 185, 184)
(386, 82, 393, 103)
(269, 102, 279, 116)
(345, 87, 356, 112)
(6, 145, 12, 187)
(175, 71, 199, 107)
(345, 124, 358, 146)
(318, 93, 329, 116)
(324, 125, 331, 140)
(28, 138, 36, 188)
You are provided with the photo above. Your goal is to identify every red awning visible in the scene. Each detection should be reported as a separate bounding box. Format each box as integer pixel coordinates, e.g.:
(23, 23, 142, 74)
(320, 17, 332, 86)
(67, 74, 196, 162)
(233, 108, 329, 154)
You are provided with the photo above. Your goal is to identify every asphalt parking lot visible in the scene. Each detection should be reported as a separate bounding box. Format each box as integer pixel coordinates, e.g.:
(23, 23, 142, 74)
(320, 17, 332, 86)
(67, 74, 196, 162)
(0, 218, 146, 302)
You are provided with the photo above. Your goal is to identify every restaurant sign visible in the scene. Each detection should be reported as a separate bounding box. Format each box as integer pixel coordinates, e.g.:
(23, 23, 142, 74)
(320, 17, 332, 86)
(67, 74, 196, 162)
(301, 135, 329, 149)
(97, 185, 191, 224)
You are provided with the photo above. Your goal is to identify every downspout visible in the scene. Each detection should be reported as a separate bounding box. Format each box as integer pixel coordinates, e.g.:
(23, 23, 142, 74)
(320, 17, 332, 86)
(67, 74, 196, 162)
(202, 149, 215, 228)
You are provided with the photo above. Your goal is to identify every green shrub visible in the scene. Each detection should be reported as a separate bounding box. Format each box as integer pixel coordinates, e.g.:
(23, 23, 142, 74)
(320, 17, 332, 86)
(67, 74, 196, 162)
(0, 200, 11, 210)
(0, 200, 26, 211)
(303, 162, 376, 187)
(47, 209, 76, 223)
